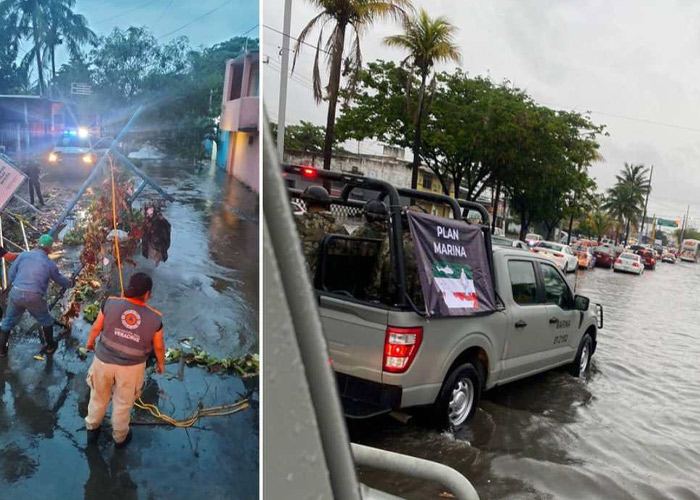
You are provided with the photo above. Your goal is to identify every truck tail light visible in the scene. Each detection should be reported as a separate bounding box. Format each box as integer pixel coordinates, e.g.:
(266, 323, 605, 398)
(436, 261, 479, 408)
(383, 326, 422, 373)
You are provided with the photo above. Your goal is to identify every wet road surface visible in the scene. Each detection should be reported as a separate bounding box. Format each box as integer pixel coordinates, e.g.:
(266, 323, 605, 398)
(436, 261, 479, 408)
(351, 262, 700, 499)
(0, 163, 259, 499)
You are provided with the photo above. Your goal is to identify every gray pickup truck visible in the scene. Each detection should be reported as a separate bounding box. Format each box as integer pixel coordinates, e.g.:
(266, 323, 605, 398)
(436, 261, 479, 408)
(285, 166, 603, 429)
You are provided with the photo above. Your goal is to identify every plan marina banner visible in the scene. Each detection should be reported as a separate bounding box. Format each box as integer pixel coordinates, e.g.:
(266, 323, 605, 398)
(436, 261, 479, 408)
(408, 211, 496, 317)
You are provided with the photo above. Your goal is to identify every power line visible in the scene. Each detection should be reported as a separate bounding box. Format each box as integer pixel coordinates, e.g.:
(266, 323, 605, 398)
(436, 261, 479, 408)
(152, 0, 176, 29)
(95, 0, 166, 25)
(263, 24, 332, 57)
(266, 58, 315, 91)
(156, 0, 247, 40)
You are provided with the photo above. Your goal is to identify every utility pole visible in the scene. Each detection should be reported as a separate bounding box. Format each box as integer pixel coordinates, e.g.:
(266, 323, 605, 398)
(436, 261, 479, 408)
(680, 204, 690, 244)
(276, 0, 293, 163)
(639, 164, 653, 241)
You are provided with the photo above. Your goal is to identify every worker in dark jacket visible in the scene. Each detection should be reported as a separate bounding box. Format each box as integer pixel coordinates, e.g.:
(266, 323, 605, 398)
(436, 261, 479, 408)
(0, 235, 70, 357)
(84, 273, 166, 448)
(24, 159, 44, 206)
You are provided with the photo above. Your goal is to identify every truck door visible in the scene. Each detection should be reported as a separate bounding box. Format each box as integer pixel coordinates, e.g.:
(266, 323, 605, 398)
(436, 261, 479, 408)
(539, 262, 579, 364)
(501, 259, 552, 380)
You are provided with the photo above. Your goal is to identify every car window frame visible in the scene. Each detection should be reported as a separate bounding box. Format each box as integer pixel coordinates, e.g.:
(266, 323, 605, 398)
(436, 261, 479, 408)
(536, 261, 574, 310)
(507, 259, 543, 306)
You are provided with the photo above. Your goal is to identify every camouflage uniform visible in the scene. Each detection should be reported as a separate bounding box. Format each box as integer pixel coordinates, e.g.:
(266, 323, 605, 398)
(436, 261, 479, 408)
(372, 227, 423, 307)
(354, 221, 389, 300)
(295, 211, 348, 279)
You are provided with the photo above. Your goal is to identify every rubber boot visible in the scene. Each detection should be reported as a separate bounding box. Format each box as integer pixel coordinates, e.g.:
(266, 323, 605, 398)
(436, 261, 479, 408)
(0, 330, 9, 357)
(42, 325, 57, 355)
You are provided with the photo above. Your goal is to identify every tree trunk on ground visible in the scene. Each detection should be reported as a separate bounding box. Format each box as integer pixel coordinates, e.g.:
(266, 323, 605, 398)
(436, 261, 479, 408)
(491, 180, 501, 234)
(321, 22, 347, 188)
(410, 71, 429, 191)
(624, 219, 631, 245)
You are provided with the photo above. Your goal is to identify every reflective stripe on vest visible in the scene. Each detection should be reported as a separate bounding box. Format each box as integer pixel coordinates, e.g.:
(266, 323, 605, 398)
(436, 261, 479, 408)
(100, 297, 161, 361)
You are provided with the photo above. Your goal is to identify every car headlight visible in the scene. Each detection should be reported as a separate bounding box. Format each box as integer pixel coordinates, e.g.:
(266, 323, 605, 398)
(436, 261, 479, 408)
(48, 152, 58, 163)
(82, 154, 93, 164)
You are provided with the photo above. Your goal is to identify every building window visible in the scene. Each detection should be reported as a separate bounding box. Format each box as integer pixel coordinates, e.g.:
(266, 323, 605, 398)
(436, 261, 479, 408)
(247, 66, 259, 97)
(229, 62, 244, 100)
(422, 174, 433, 190)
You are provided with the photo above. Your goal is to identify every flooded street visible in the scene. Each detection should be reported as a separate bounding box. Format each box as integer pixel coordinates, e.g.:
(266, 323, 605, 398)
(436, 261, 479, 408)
(0, 163, 259, 499)
(351, 262, 700, 500)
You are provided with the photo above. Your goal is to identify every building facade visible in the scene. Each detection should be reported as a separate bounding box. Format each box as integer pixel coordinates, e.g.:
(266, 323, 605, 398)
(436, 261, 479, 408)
(0, 95, 66, 160)
(218, 51, 259, 192)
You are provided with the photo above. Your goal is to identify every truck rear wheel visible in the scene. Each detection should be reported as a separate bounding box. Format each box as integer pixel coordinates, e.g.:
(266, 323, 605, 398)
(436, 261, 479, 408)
(433, 362, 483, 430)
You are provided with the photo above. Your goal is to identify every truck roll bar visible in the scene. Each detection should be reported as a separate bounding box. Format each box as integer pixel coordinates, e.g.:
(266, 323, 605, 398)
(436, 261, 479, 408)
(457, 199, 491, 226)
(282, 165, 407, 307)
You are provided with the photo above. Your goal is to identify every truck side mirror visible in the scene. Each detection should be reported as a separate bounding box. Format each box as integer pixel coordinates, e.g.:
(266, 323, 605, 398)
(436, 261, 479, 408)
(574, 295, 590, 311)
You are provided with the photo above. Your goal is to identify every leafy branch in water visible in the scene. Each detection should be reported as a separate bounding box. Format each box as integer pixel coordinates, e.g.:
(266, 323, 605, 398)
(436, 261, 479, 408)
(165, 343, 259, 377)
(83, 301, 101, 323)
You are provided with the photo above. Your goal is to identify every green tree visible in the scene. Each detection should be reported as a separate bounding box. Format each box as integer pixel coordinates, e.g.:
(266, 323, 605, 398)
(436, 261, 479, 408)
(588, 210, 615, 243)
(384, 8, 460, 190)
(271, 121, 339, 153)
(43, 0, 96, 83)
(1, 0, 49, 95)
(292, 0, 409, 176)
(0, 11, 29, 93)
(603, 163, 649, 245)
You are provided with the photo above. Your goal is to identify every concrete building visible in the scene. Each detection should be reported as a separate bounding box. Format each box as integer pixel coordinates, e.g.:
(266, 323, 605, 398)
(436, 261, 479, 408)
(0, 95, 66, 159)
(217, 50, 259, 192)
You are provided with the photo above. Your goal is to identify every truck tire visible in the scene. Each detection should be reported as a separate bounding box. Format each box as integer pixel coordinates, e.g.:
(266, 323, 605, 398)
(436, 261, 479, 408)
(433, 362, 483, 430)
(569, 333, 593, 378)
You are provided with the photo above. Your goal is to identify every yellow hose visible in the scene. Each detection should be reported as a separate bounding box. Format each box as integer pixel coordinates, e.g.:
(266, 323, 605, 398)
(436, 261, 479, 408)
(134, 398, 250, 428)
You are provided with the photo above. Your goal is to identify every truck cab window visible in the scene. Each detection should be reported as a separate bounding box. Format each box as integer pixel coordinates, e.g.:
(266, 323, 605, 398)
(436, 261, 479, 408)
(508, 260, 538, 305)
(540, 263, 572, 309)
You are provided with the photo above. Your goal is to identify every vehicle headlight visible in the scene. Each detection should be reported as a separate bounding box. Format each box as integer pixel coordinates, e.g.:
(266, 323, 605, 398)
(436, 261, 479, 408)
(48, 152, 58, 163)
(82, 154, 93, 164)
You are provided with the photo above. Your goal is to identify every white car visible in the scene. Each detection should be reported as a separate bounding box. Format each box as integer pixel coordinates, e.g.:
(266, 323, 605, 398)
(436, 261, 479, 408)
(525, 233, 543, 246)
(613, 252, 644, 275)
(533, 241, 579, 272)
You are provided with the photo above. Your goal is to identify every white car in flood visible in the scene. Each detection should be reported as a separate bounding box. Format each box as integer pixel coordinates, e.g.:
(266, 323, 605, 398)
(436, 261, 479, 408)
(613, 252, 644, 275)
(532, 241, 579, 272)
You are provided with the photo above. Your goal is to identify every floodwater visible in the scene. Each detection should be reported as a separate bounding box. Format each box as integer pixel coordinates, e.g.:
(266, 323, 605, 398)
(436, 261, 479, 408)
(351, 261, 700, 499)
(0, 162, 259, 499)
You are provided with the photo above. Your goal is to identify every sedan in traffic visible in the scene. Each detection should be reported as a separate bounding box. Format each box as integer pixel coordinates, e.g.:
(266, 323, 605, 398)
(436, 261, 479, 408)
(532, 241, 579, 272)
(614, 253, 644, 275)
(593, 245, 616, 269)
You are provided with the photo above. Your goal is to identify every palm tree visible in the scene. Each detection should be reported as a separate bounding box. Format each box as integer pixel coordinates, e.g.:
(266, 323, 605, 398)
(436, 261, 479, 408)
(384, 8, 461, 190)
(603, 182, 644, 245)
(588, 211, 614, 243)
(616, 162, 650, 195)
(293, 0, 410, 175)
(1, 0, 47, 95)
(43, 0, 96, 83)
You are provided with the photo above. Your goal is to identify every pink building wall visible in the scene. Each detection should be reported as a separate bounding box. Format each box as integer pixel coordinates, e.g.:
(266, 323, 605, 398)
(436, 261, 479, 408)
(219, 51, 259, 193)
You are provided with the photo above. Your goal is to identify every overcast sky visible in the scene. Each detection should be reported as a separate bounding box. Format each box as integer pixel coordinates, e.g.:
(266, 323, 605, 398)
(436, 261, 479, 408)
(263, 0, 700, 226)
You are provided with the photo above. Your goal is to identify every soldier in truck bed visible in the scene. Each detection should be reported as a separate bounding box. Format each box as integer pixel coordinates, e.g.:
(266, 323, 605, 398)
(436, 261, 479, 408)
(294, 185, 348, 279)
(353, 200, 390, 299)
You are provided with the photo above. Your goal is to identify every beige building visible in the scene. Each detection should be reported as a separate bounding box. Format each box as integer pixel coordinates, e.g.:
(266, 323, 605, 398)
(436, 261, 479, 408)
(218, 50, 259, 192)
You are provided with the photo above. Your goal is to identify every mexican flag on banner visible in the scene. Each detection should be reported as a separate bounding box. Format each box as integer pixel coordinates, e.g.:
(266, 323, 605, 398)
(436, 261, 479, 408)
(407, 211, 496, 317)
(432, 262, 479, 309)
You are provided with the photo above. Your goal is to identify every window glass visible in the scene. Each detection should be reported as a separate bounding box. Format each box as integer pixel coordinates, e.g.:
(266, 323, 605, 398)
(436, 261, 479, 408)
(508, 261, 538, 305)
(540, 263, 572, 308)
